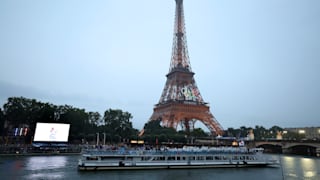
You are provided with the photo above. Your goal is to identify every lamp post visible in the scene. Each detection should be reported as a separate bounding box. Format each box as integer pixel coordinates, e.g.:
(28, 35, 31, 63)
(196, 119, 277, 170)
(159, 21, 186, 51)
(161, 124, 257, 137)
(96, 133, 99, 146)
(103, 133, 106, 146)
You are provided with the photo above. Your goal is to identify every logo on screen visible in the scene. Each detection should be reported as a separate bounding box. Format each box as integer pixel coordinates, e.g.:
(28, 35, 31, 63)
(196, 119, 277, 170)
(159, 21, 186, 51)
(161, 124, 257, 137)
(49, 127, 57, 140)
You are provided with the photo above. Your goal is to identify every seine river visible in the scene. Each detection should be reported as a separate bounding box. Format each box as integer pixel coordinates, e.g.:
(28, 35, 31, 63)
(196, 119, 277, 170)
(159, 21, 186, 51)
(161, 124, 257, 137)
(0, 154, 319, 180)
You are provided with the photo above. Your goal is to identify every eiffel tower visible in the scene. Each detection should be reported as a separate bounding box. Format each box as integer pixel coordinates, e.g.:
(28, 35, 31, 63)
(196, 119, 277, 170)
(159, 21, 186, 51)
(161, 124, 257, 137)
(144, 0, 223, 135)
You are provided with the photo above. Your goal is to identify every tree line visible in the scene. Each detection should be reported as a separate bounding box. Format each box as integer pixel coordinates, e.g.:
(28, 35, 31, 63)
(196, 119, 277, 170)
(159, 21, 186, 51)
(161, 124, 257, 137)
(0, 97, 138, 144)
(142, 121, 305, 144)
(226, 125, 305, 140)
(0, 96, 303, 145)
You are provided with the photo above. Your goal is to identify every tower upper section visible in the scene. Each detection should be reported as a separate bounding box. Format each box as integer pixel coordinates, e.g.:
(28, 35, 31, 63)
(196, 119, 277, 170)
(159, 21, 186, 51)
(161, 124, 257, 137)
(158, 0, 205, 105)
(169, 0, 192, 73)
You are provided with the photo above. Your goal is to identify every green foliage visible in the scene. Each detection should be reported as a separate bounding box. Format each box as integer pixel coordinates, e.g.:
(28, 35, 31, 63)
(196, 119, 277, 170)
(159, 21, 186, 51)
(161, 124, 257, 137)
(2, 97, 308, 145)
(58, 107, 89, 141)
(0, 97, 140, 144)
(142, 120, 187, 144)
(189, 128, 207, 137)
(0, 108, 4, 136)
(101, 109, 135, 142)
(143, 120, 163, 134)
(226, 125, 287, 140)
(88, 112, 101, 125)
(226, 126, 252, 138)
(282, 131, 306, 140)
(3, 97, 43, 127)
(253, 125, 267, 140)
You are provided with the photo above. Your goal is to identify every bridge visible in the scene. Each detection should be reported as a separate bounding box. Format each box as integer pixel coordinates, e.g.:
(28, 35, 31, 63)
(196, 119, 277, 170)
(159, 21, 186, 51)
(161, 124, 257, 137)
(193, 138, 320, 157)
(252, 140, 320, 157)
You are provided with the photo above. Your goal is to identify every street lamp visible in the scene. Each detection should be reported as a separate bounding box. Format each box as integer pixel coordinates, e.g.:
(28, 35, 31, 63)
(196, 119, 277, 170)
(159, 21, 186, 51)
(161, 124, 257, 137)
(96, 133, 99, 146)
(103, 133, 106, 146)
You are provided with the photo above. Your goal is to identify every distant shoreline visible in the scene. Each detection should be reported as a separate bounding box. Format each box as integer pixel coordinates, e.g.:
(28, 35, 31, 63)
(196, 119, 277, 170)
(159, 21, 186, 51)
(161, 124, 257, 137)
(0, 152, 81, 156)
(0, 144, 82, 156)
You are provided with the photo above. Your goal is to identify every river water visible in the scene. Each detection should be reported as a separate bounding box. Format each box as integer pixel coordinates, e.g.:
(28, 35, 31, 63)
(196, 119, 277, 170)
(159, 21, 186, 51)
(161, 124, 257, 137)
(0, 154, 319, 180)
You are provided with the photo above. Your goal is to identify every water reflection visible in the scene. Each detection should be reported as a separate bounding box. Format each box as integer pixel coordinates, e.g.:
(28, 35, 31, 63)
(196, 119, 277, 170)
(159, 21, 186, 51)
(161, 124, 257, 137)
(301, 157, 317, 178)
(282, 156, 294, 168)
(26, 156, 67, 170)
(23, 156, 68, 179)
(282, 155, 319, 179)
(25, 172, 63, 180)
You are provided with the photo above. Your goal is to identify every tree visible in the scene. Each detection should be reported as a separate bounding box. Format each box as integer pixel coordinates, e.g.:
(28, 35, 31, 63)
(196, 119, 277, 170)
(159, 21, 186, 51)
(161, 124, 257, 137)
(2, 97, 58, 129)
(226, 127, 236, 137)
(269, 126, 283, 135)
(254, 125, 267, 140)
(282, 131, 305, 140)
(3, 97, 31, 126)
(0, 108, 4, 136)
(37, 103, 55, 123)
(0, 96, 143, 144)
(103, 109, 135, 142)
(142, 120, 187, 144)
(58, 106, 89, 142)
(190, 128, 207, 137)
(143, 119, 162, 134)
(88, 112, 101, 126)
(84, 112, 102, 136)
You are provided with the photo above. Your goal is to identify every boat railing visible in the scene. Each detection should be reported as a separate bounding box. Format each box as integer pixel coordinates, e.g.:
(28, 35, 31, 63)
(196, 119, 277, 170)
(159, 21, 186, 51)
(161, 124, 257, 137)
(82, 147, 261, 156)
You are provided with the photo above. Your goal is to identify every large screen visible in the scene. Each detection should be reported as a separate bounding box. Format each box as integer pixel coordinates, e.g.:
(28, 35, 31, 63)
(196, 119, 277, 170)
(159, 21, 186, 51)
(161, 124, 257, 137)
(33, 123, 70, 142)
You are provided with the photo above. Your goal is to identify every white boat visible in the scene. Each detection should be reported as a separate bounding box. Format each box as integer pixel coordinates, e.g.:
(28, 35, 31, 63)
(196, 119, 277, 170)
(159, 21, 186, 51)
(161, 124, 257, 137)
(78, 146, 279, 171)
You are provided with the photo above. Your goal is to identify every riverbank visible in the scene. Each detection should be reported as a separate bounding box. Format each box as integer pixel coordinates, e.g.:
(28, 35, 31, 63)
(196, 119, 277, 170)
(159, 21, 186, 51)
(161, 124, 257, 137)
(0, 144, 81, 156)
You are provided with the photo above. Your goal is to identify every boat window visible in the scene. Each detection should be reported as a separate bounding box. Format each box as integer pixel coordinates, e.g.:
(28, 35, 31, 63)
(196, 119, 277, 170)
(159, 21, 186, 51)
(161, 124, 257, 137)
(232, 156, 239, 160)
(168, 156, 175, 161)
(86, 156, 98, 160)
(100, 157, 124, 161)
(141, 156, 152, 161)
(153, 156, 165, 161)
(206, 156, 213, 160)
(182, 157, 186, 160)
(177, 156, 181, 160)
(197, 156, 204, 160)
(100, 157, 107, 160)
(214, 156, 221, 160)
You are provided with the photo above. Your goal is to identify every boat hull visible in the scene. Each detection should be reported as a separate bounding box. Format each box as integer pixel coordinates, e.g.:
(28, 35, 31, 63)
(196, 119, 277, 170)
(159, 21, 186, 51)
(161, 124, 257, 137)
(78, 161, 276, 171)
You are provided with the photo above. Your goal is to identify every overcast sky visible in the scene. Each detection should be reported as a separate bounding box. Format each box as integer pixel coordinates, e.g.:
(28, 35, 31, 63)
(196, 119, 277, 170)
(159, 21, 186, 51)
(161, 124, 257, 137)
(1, 0, 319, 130)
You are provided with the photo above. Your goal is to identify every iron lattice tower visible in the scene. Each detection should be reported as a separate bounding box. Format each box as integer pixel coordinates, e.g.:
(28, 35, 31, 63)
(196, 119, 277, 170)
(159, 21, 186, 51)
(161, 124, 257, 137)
(147, 0, 223, 135)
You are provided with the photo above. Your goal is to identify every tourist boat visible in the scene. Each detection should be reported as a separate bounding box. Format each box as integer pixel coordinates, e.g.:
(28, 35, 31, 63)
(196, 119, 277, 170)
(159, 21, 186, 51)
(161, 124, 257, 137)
(78, 146, 279, 171)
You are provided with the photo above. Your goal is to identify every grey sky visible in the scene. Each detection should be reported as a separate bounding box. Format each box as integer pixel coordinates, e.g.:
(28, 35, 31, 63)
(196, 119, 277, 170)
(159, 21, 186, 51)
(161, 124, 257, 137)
(0, 0, 319, 130)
